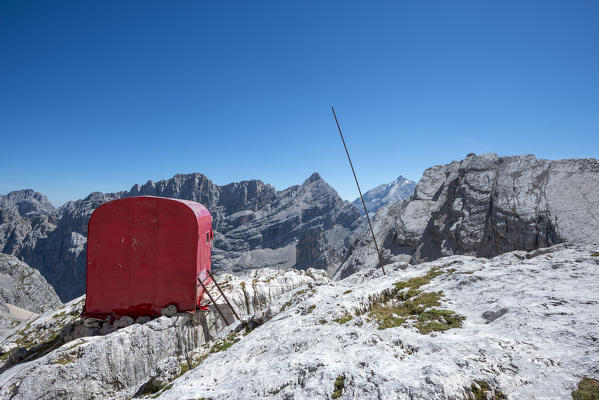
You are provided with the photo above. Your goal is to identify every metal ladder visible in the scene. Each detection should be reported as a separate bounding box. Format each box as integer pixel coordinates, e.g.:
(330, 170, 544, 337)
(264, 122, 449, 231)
(197, 271, 240, 326)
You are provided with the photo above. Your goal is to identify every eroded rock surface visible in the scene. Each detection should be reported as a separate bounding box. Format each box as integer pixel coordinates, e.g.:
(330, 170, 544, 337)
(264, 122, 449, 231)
(0, 254, 62, 314)
(0, 254, 62, 338)
(154, 244, 599, 400)
(0, 268, 329, 399)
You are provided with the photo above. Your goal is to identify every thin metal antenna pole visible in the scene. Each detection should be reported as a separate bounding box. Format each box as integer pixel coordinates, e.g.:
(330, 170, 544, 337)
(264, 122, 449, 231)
(331, 106, 386, 275)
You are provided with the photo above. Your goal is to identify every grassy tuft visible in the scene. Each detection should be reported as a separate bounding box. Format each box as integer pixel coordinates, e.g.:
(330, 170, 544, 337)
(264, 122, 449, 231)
(210, 333, 240, 353)
(365, 268, 464, 333)
(572, 378, 599, 400)
(332, 313, 353, 324)
(331, 375, 345, 399)
(51, 353, 78, 365)
(280, 300, 292, 311)
(468, 380, 506, 400)
(393, 267, 444, 291)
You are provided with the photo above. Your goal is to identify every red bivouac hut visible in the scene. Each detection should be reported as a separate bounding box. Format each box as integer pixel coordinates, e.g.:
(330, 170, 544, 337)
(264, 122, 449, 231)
(84, 196, 213, 318)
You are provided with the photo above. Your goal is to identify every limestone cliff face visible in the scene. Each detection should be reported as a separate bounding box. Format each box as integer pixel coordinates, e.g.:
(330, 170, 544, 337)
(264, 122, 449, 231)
(0, 254, 62, 337)
(1, 173, 360, 301)
(0, 254, 61, 314)
(337, 153, 599, 278)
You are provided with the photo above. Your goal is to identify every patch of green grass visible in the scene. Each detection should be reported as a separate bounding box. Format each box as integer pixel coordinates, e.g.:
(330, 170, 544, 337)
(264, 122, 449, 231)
(51, 352, 78, 365)
(590, 252, 599, 257)
(295, 289, 307, 296)
(210, 333, 240, 354)
(332, 313, 353, 324)
(149, 383, 173, 398)
(572, 378, 599, 400)
(306, 304, 316, 313)
(365, 268, 464, 333)
(368, 304, 405, 330)
(343, 289, 352, 295)
(52, 311, 67, 319)
(468, 380, 506, 400)
(179, 354, 207, 376)
(69, 308, 82, 317)
(331, 375, 345, 399)
(51, 343, 84, 366)
(393, 267, 444, 291)
(280, 300, 292, 311)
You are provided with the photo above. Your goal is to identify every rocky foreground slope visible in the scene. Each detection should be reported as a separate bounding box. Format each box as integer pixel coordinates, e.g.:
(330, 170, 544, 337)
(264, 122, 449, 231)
(338, 153, 599, 278)
(0, 268, 329, 399)
(154, 244, 599, 399)
(0, 173, 362, 301)
(1, 244, 597, 399)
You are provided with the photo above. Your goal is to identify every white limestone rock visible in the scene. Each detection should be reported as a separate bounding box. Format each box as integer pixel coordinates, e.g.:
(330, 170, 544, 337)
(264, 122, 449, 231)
(154, 243, 599, 400)
(0, 268, 329, 399)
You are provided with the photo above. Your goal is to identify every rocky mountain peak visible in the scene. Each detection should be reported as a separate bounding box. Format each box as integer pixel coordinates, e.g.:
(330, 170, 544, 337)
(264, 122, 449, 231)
(303, 172, 323, 184)
(1, 172, 362, 301)
(0, 189, 55, 216)
(353, 175, 416, 216)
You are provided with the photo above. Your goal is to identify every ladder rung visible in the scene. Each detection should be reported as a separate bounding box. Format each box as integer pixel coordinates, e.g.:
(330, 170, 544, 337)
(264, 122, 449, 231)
(197, 273, 240, 326)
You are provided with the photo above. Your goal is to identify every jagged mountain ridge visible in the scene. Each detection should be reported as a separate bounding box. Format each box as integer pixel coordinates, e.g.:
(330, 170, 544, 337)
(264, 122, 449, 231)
(0, 190, 57, 257)
(3, 153, 599, 301)
(352, 175, 416, 215)
(337, 153, 599, 278)
(0, 173, 363, 301)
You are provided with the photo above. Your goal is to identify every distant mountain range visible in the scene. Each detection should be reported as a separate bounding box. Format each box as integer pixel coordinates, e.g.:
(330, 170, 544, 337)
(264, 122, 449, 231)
(2, 153, 599, 302)
(352, 176, 416, 215)
(0, 173, 365, 301)
(2, 155, 599, 400)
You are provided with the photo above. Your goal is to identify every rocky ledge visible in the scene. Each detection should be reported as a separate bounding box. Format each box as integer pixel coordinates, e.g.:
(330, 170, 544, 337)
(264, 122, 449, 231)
(0, 268, 328, 399)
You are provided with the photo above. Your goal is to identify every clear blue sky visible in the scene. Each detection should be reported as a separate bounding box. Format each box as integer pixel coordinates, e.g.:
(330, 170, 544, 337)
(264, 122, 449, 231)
(1, 1, 598, 206)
